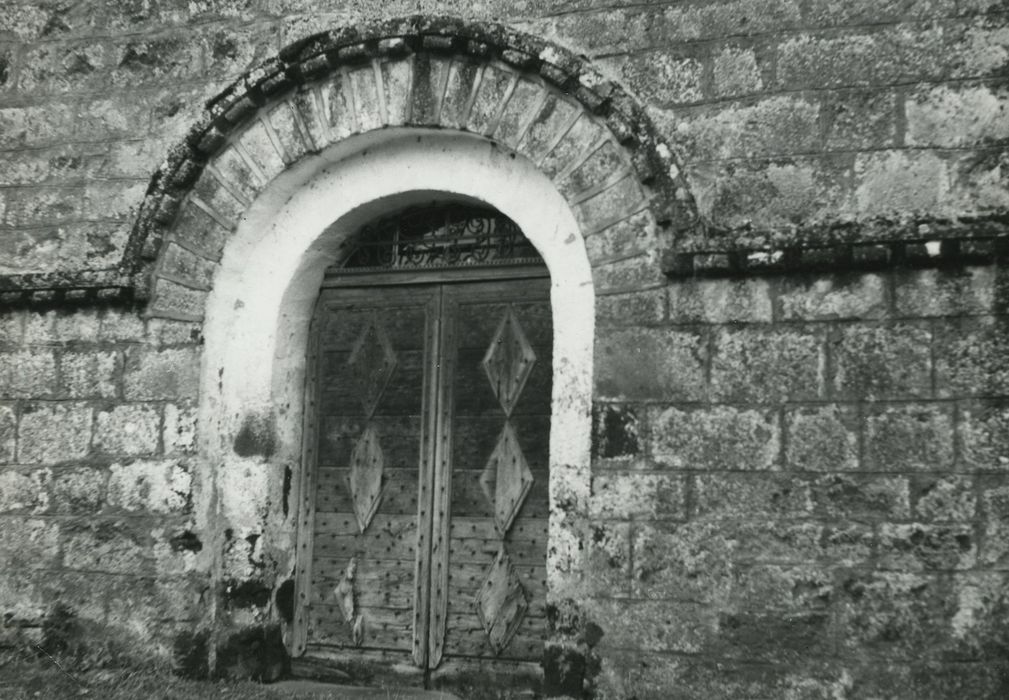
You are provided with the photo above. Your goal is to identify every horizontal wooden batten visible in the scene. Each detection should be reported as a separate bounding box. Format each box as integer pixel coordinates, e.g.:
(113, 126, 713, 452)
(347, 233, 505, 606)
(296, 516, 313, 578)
(322, 264, 549, 288)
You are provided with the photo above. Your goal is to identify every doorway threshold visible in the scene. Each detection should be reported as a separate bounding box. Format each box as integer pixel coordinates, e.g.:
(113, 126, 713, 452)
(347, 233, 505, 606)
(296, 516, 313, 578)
(272, 679, 462, 699)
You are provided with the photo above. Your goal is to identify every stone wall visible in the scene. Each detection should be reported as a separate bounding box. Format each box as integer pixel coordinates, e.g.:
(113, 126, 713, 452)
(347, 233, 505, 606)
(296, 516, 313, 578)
(0, 0, 1006, 273)
(587, 265, 1009, 697)
(1, 0, 1008, 697)
(0, 305, 204, 656)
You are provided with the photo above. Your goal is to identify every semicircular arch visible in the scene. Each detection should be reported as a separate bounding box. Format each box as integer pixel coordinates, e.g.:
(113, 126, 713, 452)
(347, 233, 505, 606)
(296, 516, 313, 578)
(129, 15, 700, 318)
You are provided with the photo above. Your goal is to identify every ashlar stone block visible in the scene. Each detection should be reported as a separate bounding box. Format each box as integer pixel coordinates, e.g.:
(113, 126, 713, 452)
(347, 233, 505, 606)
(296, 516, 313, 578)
(18, 402, 92, 465)
(651, 405, 780, 471)
(107, 459, 191, 514)
(93, 403, 160, 457)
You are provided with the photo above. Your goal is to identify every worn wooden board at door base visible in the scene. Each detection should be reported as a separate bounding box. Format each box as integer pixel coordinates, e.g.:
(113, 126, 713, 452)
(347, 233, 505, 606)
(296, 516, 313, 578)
(292, 270, 552, 694)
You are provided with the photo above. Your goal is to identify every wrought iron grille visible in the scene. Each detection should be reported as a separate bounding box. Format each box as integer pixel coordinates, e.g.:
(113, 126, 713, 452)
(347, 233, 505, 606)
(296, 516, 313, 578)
(330, 205, 543, 274)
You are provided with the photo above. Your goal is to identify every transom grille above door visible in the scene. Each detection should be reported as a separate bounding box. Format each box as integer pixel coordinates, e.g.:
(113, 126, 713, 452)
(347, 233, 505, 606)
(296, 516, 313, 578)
(292, 221, 552, 690)
(327, 204, 543, 275)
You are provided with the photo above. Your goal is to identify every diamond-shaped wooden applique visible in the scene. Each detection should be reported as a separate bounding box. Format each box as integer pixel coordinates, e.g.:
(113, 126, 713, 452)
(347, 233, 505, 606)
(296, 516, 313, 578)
(480, 422, 534, 535)
(347, 320, 397, 417)
(349, 425, 384, 532)
(476, 548, 529, 655)
(481, 308, 536, 416)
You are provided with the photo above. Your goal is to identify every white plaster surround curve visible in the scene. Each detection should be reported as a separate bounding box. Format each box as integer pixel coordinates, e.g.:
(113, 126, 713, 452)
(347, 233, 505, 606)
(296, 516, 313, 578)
(197, 128, 595, 607)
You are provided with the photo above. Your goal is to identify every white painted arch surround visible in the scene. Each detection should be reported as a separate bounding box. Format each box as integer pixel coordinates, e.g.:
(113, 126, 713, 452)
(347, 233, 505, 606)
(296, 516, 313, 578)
(197, 129, 595, 618)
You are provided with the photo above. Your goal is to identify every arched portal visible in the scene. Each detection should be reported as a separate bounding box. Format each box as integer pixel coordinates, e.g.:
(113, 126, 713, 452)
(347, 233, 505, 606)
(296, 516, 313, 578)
(126, 16, 700, 689)
(197, 131, 593, 687)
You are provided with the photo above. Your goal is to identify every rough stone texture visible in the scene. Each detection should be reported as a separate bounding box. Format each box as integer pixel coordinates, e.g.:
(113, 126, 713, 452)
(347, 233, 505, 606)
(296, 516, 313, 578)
(0, 3, 1007, 697)
(93, 404, 161, 457)
(594, 327, 707, 401)
(18, 403, 92, 465)
(651, 405, 781, 471)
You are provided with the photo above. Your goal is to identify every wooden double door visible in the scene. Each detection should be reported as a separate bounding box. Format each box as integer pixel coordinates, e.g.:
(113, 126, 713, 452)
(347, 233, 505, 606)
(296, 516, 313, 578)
(293, 275, 551, 688)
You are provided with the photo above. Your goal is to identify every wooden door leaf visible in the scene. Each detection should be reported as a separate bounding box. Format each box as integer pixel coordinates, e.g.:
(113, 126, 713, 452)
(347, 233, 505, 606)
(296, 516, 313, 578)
(349, 425, 384, 532)
(475, 548, 530, 655)
(347, 320, 398, 418)
(481, 308, 536, 416)
(480, 422, 534, 535)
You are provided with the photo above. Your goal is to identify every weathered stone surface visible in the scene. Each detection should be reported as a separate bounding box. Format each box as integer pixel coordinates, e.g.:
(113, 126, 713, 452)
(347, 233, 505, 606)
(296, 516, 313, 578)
(822, 88, 898, 150)
(835, 571, 955, 659)
(715, 607, 834, 663)
(935, 317, 1009, 397)
(595, 289, 664, 324)
(667, 278, 772, 324)
(0, 469, 48, 513)
(583, 521, 632, 596)
(171, 198, 233, 259)
(778, 274, 888, 320)
(864, 403, 955, 472)
(58, 349, 120, 398)
(0, 349, 57, 399)
(913, 476, 976, 521)
(730, 520, 823, 564)
(18, 402, 92, 464)
(595, 327, 707, 401)
(669, 96, 820, 162)
(62, 521, 151, 575)
(710, 325, 824, 402)
(691, 154, 852, 230)
(558, 140, 627, 199)
(894, 267, 995, 317)
(124, 347, 200, 400)
(603, 51, 703, 105)
(811, 474, 911, 520)
(854, 150, 950, 218)
(651, 405, 780, 471)
(575, 176, 646, 233)
(693, 473, 811, 519)
(958, 400, 1009, 472)
(831, 322, 932, 400)
(0, 8, 1008, 692)
(785, 404, 860, 472)
(0, 518, 60, 570)
(93, 404, 161, 457)
(164, 402, 198, 455)
(980, 485, 1009, 567)
(586, 597, 713, 653)
(49, 467, 107, 514)
(0, 403, 16, 463)
(494, 79, 544, 147)
(632, 521, 734, 604)
(24, 308, 101, 343)
(149, 278, 209, 321)
(147, 318, 202, 346)
(108, 459, 191, 514)
(877, 523, 977, 571)
(712, 47, 763, 97)
(777, 26, 948, 89)
(906, 84, 1009, 148)
(732, 564, 834, 612)
(591, 472, 684, 520)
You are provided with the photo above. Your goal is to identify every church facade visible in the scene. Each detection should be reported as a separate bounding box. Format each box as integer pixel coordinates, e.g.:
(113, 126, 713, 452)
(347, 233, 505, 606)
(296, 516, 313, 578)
(1, 2, 1008, 697)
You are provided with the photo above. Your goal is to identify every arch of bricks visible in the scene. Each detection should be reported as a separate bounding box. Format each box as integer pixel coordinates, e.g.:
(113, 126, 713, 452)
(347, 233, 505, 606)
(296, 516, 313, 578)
(129, 16, 701, 319)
